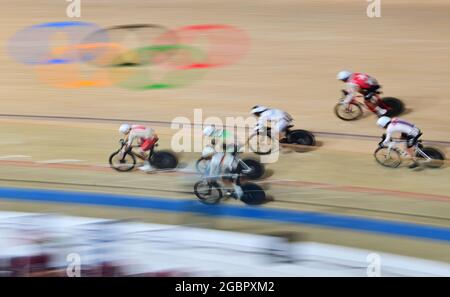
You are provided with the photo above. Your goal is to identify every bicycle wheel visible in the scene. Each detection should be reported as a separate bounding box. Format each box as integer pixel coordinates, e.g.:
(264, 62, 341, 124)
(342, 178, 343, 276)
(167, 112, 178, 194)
(195, 157, 210, 174)
(334, 102, 363, 121)
(374, 147, 402, 168)
(236, 158, 265, 180)
(150, 151, 178, 169)
(418, 147, 445, 168)
(194, 180, 223, 205)
(109, 150, 136, 172)
(287, 129, 316, 146)
(381, 97, 405, 117)
(240, 183, 266, 205)
(248, 132, 272, 155)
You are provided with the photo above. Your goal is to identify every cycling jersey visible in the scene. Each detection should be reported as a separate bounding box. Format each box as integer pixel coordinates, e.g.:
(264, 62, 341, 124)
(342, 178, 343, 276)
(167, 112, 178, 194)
(383, 118, 421, 146)
(255, 109, 293, 133)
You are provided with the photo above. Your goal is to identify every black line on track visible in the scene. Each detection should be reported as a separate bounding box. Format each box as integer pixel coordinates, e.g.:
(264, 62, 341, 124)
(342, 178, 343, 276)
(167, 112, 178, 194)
(274, 199, 450, 222)
(1, 113, 449, 146)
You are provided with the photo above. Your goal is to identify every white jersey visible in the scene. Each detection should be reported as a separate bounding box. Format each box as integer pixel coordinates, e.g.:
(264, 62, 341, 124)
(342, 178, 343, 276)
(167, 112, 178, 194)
(256, 109, 293, 129)
(127, 125, 155, 146)
(383, 118, 420, 145)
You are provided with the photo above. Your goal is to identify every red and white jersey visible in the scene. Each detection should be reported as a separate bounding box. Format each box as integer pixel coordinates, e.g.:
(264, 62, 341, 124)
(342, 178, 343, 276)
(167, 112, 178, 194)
(127, 125, 155, 145)
(347, 73, 378, 90)
(383, 118, 420, 145)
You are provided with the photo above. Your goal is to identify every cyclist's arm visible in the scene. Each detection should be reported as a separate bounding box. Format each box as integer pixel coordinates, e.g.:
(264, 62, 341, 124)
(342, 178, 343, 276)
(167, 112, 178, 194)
(255, 114, 270, 131)
(343, 83, 360, 104)
(126, 133, 136, 147)
(382, 127, 394, 146)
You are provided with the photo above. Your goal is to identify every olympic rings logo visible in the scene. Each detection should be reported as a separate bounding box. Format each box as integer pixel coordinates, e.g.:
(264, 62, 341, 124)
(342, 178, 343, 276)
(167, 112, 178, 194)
(7, 22, 250, 90)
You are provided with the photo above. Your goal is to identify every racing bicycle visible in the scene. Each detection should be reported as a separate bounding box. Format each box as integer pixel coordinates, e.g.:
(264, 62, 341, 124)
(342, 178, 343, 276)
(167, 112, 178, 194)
(196, 146, 265, 180)
(193, 173, 266, 205)
(109, 139, 178, 172)
(374, 136, 445, 168)
(334, 89, 405, 121)
(247, 125, 316, 155)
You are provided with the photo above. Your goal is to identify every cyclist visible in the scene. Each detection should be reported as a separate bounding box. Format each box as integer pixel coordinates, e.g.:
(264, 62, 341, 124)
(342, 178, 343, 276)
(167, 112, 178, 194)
(337, 70, 387, 116)
(376, 116, 422, 168)
(202, 125, 245, 199)
(250, 105, 293, 142)
(119, 123, 159, 172)
(202, 124, 234, 155)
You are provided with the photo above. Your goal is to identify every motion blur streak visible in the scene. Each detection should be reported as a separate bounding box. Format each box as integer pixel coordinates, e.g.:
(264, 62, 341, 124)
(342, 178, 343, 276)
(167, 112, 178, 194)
(0, 187, 449, 242)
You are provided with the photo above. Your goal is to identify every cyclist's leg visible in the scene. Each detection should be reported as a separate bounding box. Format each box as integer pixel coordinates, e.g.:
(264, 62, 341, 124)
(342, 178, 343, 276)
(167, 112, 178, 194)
(405, 132, 421, 168)
(209, 153, 225, 179)
(274, 120, 289, 142)
(221, 155, 244, 199)
(363, 86, 385, 115)
(224, 171, 244, 199)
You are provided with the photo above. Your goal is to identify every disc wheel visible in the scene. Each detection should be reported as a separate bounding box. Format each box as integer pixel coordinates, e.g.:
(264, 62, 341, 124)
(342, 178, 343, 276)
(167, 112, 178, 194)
(150, 151, 178, 169)
(236, 159, 265, 180)
(417, 147, 445, 168)
(240, 183, 266, 205)
(287, 130, 316, 146)
(381, 97, 405, 117)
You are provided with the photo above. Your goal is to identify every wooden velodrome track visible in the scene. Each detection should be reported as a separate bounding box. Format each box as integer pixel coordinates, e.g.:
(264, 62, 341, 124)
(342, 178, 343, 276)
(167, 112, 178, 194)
(0, 0, 449, 261)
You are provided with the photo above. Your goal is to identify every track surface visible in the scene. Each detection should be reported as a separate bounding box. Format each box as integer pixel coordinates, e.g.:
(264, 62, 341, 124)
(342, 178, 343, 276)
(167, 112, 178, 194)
(1, 0, 450, 261)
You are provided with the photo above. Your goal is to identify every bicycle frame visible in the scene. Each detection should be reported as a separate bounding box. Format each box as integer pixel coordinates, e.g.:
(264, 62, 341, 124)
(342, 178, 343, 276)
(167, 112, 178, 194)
(384, 140, 431, 161)
(119, 139, 157, 161)
(201, 154, 250, 176)
(345, 90, 385, 113)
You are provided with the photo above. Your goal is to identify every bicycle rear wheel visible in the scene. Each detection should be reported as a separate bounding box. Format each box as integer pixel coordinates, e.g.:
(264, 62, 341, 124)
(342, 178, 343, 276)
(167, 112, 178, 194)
(236, 159, 265, 180)
(287, 129, 316, 146)
(240, 183, 266, 205)
(194, 180, 223, 204)
(374, 147, 402, 168)
(150, 151, 178, 169)
(418, 147, 445, 168)
(381, 97, 405, 117)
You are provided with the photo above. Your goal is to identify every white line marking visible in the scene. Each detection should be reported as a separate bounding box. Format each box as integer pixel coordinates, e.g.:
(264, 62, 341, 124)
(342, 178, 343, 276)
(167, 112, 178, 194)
(0, 155, 32, 160)
(37, 159, 83, 164)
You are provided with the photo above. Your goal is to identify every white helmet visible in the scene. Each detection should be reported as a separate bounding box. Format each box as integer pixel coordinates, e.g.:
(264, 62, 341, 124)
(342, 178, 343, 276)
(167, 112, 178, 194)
(119, 123, 131, 134)
(203, 125, 216, 137)
(250, 105, 268, 115)
(376, 116, 391, 128)
(337, 70, 352, 81)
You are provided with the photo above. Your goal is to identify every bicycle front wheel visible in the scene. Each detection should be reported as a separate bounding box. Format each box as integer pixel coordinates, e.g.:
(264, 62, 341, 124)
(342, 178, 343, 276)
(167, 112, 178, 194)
(374, 147, 402, 168)
(195, 157, 210, 174)
(334, 102, 363, 121)
(248, 132, 272, 155)
(194, 180, 223, 205)
(109, 150, 136, 172)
